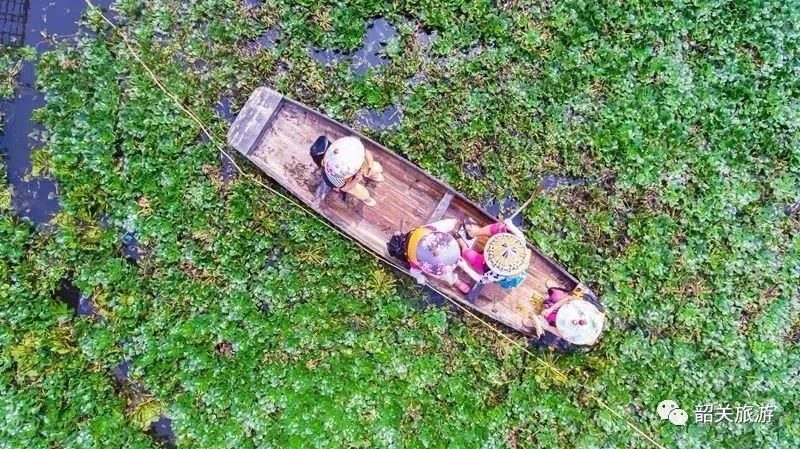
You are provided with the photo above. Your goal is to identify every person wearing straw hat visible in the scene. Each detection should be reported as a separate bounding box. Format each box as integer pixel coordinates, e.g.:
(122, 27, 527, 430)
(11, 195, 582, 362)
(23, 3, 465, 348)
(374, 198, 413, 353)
(528, 284, 605, 348)
(387, 219, 480, 294)
(457, 218, 531, 289)
(320, 136, 384, 206)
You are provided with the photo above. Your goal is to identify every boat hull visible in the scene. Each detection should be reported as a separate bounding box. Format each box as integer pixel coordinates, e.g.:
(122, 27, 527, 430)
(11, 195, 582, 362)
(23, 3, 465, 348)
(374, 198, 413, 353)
(228, 87, 597, 337)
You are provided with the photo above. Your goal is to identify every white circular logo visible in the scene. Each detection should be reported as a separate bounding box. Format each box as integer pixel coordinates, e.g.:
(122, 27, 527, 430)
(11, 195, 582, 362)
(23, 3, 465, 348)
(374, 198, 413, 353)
(668, 408, 689, 426)
(657, 400, 679, 420)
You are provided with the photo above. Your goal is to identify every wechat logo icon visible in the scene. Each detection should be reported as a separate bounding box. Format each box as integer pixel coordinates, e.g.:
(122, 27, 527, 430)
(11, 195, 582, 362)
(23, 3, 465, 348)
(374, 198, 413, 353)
(658, 400, 688, 426)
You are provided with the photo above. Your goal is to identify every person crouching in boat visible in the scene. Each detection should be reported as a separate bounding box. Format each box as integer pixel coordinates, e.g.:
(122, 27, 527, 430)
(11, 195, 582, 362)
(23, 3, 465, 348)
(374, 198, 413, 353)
(458, 219, 531, 290)
(315, 136, 384, 207)
(526, 284, 606, 350)
(387, 219, 478, 294)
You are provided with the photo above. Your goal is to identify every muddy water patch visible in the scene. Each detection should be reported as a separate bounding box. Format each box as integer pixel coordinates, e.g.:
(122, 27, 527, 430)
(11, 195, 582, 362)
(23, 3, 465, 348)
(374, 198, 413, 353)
(463, 163, 484, 179)
(112, 355, 177, 446)
(113, 359, 130, 384)
(193, 58, 208, 71)
(220, 152, 239, 183)
(25, 0, 116, 49)
(482, 197, 523, 227)
(351, 17, 397, 75)
(310, 47, 347, 66)
(0, 80, 54, 222)
(416, 29, 436, 48)
(787, 198, 800, 214)
(422, 286, 448, 308)
(244, 26, 279, 54)
(56, 278, 81, 311)
(214, 96, 236, 123)
(122, 231, 142, 262)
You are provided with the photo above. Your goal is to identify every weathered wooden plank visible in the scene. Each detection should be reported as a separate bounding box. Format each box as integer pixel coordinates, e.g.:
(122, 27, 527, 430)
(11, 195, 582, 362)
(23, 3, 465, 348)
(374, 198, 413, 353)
(467, 283, 485, 303)
(227, 87, 283, 156)
(427, 192, 454, 223)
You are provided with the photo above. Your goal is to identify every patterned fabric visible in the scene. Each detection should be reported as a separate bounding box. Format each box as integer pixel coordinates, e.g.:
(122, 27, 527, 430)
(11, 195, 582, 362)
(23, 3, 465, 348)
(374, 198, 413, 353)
(415, 231, 460, 275)
(484, 233, 530, 276)
(498, 272, 527, 289)
(477, 265, 524, 285)
(323, 172, 347, 188)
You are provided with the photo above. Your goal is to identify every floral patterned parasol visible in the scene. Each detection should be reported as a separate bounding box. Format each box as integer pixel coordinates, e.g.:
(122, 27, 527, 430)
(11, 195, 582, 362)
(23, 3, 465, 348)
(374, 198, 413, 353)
(415, 231, 460, 276)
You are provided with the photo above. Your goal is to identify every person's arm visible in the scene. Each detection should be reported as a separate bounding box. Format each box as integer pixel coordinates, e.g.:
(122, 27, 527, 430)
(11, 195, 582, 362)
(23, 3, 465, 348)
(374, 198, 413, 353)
(525, 315, 545, 337)
(541, 295, 575, 317)
(457, 259, 483, 282)
(364, 150, 374, 170)
(427, 218, 459, 233)
(339, 181, 355, 192)
(502, 219, 526, 240)
(338, 173, 363, 192)
(537, 315, 560, 336)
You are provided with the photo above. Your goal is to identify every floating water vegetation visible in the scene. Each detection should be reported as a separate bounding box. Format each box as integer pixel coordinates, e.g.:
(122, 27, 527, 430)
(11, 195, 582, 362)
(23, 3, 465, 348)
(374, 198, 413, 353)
(0, 0, 798, 448)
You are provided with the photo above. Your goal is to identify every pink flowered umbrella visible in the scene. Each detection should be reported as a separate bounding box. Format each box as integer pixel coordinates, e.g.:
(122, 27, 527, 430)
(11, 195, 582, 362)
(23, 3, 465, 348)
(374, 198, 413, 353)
(415, 231, 460, 276)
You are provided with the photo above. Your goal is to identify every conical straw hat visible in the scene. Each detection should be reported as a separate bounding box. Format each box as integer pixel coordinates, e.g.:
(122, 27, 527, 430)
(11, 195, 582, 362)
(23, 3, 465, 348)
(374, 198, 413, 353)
(555, 299, 604, 345)
(484, 233, 530, 276)
(323, 136, 366, 179)
(415, 231, 460, 275)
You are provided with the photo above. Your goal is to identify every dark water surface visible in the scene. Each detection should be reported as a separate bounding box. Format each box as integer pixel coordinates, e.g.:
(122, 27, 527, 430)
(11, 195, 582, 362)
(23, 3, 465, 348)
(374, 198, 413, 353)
(311, 17, 398, 76)
(148, 416, 177, 448)
(355, 106, 400, 131)
(0, 0, 113, 223)
(122, 231, 142, 262)
(56, 277, 97, 316)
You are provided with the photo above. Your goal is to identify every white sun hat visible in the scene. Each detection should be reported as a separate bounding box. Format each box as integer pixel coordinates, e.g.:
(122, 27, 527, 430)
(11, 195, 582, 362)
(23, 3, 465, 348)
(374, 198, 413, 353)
(323, 136, 366, 180)
(555, 299, 605, 345)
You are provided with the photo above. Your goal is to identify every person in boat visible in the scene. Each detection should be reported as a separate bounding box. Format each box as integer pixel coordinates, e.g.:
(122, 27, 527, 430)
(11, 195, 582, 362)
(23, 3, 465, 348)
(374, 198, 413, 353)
(457, 218, 532, 290)
(526, 284, 606, 350)
(387, 219, 481, 294)
(310, 135, 384, 206)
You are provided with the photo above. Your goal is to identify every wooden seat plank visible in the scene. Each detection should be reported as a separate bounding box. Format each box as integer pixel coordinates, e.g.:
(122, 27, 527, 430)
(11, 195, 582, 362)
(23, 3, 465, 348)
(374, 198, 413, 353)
(427, 192, 454, 223)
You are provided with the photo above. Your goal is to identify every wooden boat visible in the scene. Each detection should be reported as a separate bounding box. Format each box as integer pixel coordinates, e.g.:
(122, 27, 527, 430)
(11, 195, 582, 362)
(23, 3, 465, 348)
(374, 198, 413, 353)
(227, 87, 599, 338)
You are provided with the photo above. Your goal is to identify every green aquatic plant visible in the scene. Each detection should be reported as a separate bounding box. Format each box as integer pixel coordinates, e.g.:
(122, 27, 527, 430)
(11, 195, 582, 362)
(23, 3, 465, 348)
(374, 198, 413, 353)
(128, 396, 165, 431)
(0, 46, 34, 99)
(0, 0, 798, 447)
